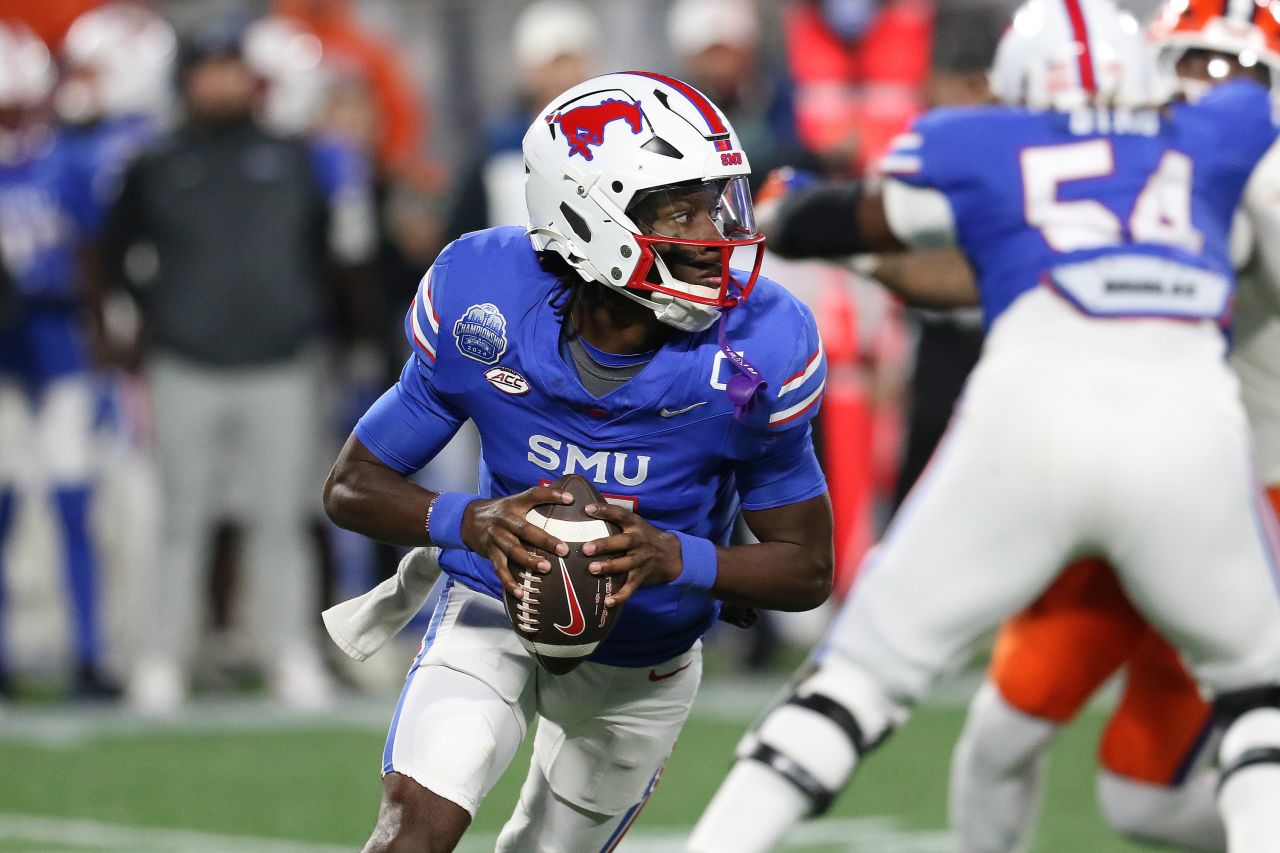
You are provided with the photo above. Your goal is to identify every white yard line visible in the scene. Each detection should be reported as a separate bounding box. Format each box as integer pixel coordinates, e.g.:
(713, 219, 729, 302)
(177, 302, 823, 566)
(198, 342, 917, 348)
(451, 817, 956, 852)
(0, 813, 953, 853)
(0, 814, 353, 853)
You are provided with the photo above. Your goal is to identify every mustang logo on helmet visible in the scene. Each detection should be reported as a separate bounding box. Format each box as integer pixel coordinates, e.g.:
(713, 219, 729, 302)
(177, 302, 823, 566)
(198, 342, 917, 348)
(549, 98, 644, 161)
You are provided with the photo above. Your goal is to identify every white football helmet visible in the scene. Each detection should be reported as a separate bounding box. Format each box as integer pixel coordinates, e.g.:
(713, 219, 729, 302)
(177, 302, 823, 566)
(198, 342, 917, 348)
(523, 72, 765, 333)
(0, 22, 54, 161)
(243, 16, 330, 135)
(989, 0, 1155, 110)
(0, 21, 53, 110)
(58, 2, 176, 123)
(1150, 0, 1280, 102)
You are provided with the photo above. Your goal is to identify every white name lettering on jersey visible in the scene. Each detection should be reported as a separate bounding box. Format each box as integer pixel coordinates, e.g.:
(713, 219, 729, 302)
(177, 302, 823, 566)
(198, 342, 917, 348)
(527, 435, 651, 487)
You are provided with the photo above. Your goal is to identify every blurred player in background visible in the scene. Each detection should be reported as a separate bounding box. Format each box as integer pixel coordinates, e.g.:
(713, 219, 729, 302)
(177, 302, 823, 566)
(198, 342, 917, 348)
(56, 2, 174, 214)
(689, 1, 1280, 850)
(0, 20, 118, 699)
(323, 72, 833, 852)
(943, 3, 1280, 850)
(104, 18, 376, 714)
(444, 0, 602, 240)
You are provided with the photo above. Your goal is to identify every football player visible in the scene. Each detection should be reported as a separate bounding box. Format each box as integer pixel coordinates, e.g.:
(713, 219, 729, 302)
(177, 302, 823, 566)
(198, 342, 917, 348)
(0, 21, 116, 697)
(322, 72, 834, 852)
(943, 3, 1280, 850)
(56, 1, 175, 215)
(687, 1, 1280, 851)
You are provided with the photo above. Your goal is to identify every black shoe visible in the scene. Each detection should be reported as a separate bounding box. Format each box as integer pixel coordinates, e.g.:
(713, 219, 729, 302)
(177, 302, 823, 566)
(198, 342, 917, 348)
(71, 664, 123, 700)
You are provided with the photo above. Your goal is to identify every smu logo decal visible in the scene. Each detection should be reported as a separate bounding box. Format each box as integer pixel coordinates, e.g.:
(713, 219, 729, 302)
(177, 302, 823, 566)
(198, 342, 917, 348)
(454, 303, 508, 365)
(550, 99, 643, 161)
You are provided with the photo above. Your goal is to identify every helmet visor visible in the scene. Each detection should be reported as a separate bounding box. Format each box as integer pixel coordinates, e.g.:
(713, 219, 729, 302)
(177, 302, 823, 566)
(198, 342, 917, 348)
(624, 176, 764, 308)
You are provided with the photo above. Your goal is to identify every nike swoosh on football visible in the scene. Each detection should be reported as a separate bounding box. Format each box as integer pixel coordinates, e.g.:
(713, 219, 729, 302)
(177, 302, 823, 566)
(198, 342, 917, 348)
(659, 401, 709, 418)
(647, 660, 693, 681)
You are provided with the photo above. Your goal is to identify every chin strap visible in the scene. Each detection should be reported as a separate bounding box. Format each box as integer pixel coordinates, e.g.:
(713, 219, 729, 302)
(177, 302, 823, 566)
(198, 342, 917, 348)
(717, 310, 767, 420)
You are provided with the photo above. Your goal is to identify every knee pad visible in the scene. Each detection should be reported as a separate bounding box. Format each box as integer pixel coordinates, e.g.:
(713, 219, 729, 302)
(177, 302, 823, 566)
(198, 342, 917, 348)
(737, 658, 907, 815)
(1215, 687, 1280, 786)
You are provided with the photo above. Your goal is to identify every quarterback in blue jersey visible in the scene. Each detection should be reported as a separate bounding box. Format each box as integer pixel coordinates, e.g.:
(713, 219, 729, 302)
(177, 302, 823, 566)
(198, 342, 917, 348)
(691, 2, 1280, 852)
(0, 21, 119, 699)
(323, 72, 833, 852)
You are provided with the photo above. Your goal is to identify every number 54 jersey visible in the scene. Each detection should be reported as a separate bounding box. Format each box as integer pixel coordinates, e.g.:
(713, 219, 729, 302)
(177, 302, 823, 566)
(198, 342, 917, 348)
(882, 79, 1279, 330)
(354, 226, 828, 668)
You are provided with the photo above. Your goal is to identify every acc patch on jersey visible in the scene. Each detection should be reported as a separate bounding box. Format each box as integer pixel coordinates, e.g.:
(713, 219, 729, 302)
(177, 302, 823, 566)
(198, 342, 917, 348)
(485, 365, 530, 395)
(454, 302, 509, 365)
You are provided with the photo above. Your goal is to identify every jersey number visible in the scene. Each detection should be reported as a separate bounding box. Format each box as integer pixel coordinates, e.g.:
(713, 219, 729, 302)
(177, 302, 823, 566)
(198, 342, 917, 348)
(1021, 140, 1204, 254)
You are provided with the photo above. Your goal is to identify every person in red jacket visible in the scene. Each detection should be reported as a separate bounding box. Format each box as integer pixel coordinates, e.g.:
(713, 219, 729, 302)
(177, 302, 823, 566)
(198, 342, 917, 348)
(784, 0, 932, 177)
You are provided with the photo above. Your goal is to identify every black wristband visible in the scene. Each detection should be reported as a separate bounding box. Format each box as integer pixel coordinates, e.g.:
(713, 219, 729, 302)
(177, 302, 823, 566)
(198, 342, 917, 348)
(770, 182, 868, 259)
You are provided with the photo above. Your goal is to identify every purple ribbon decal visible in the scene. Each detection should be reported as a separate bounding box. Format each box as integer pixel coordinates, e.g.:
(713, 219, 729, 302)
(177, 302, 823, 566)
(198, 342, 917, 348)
(717, 313, 767, 420)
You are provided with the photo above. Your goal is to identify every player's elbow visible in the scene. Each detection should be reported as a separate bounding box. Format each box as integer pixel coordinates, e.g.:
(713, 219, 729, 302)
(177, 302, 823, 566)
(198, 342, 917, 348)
(322, 463, 360, 530)
(794, 546, 835, 611)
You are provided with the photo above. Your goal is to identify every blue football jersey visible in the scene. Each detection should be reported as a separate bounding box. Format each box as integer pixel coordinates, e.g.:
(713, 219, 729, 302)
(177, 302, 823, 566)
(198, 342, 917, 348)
(308, 133, 370, 204)
(56, 115, 159, 239)
(355, 226, 828, 667)
(883, 80, 1278, 328)
(0, 136, 96, 302)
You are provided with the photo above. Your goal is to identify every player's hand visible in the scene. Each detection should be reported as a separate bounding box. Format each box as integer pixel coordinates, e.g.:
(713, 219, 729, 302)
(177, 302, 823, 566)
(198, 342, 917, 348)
(460, 487, 571, 599)
(581, 503, 682, 608)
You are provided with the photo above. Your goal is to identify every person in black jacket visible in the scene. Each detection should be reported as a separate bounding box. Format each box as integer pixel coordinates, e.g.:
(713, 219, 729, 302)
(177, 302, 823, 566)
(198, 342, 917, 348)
(102, 20, 377, 714)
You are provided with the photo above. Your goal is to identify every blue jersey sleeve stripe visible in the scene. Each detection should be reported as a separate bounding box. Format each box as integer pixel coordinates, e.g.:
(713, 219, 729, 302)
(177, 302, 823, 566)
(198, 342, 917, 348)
(769, 380, 825, 428)
(779, 341, 824, 396)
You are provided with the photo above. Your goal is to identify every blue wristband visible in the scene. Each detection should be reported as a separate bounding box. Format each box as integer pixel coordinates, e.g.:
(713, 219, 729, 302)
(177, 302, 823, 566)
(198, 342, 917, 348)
(427, 492, 480, 550)
(672, 531, 719, 592)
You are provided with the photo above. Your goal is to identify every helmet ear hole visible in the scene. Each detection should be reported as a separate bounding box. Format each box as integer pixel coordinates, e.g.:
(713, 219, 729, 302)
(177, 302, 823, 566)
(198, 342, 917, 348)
(560, 203, 592, 243)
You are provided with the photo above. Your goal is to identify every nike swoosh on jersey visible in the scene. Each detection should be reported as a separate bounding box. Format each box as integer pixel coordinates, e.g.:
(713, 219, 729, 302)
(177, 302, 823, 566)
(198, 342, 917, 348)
(658, 401, 709, 418)
(647, 660, 693, 681)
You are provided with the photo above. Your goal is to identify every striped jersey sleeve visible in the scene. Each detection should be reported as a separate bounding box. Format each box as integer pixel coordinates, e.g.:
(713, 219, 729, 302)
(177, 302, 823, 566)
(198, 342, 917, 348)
(766, 304, 826, 431)
(878, 108, 978, 193)
(405, 247, 450, 373)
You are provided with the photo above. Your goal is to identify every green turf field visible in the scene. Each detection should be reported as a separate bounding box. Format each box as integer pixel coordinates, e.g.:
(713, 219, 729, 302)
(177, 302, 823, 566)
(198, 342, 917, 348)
(0, 673, 1159, 853)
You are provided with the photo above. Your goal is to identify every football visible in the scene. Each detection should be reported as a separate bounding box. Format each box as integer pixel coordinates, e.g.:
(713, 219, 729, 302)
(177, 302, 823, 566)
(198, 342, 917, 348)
(503, 474, 626, 674)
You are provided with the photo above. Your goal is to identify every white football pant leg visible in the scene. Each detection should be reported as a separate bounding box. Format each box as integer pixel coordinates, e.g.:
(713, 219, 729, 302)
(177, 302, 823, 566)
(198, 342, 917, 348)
(1091, 376, 1280, 853)
(1217, 708, 1280, 852)
(693, 375, 1079, 853)
(495, 763, 661, 853)
(687, 658, 907, 853)
(948, 680, 1058, 853)
(1097, 769, 1225, 851)
(384, 663, 529, 817)
(36, 376, 95, 486)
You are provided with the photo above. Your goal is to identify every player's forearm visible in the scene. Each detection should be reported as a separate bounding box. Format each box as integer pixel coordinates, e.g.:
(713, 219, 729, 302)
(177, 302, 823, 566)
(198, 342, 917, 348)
(324, 435, 435, 547)
(767, 182, 903, 258)
(856, 248, 980, 308)
(708, 493, 835, 611)
(710, 541, 834, 611)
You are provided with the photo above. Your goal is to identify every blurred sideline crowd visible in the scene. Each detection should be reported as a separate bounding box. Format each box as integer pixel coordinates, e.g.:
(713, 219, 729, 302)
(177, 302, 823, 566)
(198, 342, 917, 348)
(0, 0, 1031, 715)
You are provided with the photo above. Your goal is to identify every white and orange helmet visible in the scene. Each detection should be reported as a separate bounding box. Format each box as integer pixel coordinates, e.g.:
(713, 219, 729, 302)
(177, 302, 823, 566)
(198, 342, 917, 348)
(523, 72, 765, 333)
(989, 0, 1155, 110)
(1150, 0, 1280, 100)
